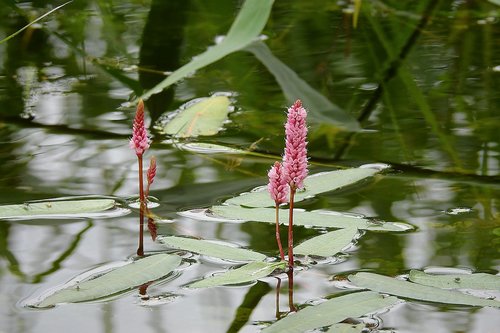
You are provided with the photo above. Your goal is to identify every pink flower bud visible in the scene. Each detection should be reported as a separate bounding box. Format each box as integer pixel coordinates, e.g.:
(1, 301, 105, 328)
(283, 100, 308, 189)
(129, 99, 150, 156)
(147, 156, 157, 186)
(268, 161, 289, 204)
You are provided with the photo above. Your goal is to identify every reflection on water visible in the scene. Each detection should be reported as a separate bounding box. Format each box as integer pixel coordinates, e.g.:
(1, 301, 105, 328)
(0, 0, 499, 332)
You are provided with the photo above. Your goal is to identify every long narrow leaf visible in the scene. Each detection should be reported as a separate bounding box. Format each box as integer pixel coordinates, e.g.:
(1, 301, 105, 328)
(139, 0, 274, 101)
(158, 236, 266, 262)
(349, 272, 500, 308)
(409, 270, 500, 290)
(244, 41, 360, 131)
(294, 227, 359, 257)
(0, 1, 73, 44)
(30, 254, 182, 308)
(263, 291, 399, 333)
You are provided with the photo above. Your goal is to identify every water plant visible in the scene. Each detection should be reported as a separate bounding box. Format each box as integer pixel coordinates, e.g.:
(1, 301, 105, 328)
(129, 99, 153, 256)
(267, 161, 288, 261)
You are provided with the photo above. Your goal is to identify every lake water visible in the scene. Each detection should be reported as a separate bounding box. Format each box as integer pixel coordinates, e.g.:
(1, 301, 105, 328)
(0, 1, 499, 332)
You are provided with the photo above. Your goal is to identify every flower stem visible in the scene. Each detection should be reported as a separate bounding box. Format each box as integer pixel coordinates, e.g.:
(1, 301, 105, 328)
(287, 269, 296, 312)
(275, 203, 285, 261)
(288, 187, 296, 269)
(137, 154, 145, 257)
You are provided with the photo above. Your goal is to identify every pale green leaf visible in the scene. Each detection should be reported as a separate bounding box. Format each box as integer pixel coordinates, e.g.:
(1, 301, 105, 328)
(0, 199, 116, 219)
(487, 0, 500, 6)
(409, 270, 500, 291)
(348, 272, 500, 308)
(178, 142, 246, 154)
(140, 0, 274, 101)
(294, 227, 359, 257)
(32, 254, 182, 308)
(162, 96, 231, 137)
(327, 323, 365, 333)
(263, 291, 399, 333)
(244, 41, 360, 131)
(188, 261, 285, 288)
(225, 168, 379, 207)
(158, 236, 266, 262)
(210, 205, 413, 232)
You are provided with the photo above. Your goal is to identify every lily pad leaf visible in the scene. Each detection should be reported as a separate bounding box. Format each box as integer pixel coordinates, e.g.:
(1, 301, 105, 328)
(409, 270, 500, 291)
(188, 261, 285, 288)
(262, 291, 399, 333)
(210, 205, 413, 232)
(158, 236, 266, 262)
(294, 227, 359, 257)
(0, 199, 116, 220)
(244, 41, 360, 131)
(28, 254, 182, 308)
(140, 0, 274, 101)
(348, 272, 500, 308)
(225, 168, 379, 207)
(161, 96, 231, 137)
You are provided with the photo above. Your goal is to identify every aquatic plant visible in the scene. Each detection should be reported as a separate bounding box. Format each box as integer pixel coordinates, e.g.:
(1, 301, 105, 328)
(130, 99, 152, 256)
(283, 99, 308, 268)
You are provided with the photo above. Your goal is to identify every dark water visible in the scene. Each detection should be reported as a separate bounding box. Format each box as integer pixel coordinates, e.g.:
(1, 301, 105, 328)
(0, 1, 499, 332)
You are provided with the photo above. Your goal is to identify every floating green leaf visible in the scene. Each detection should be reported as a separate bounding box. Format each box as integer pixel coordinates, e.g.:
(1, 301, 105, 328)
(210, 205, 413, 232)
(294, 227, 359, 257)
(140, 0, 274, 101)
(162, 96, 231, 137)
(263, 291, 399, 333)
(31, 254, 182, 308)
(225, 168, 379, 207)
(178, 142, 246, 154)
(0, 199, 116, 219)
(244, 41, 360, 131)
(348, 272, 500, 308)
(158, 236, 266, 262)
(188, 261, 285, 288)
(327, 323, 365, 333)
(409, 270, 500, 291)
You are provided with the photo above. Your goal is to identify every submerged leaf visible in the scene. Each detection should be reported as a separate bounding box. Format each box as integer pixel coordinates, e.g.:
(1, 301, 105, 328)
(140, 0, 274, 100)
(263, 291, 398, 333)
(188, 261, 285, 288)
(409, 270, 500, 291)
(348, 272, 500, 308)
(162, 96, 231, 137)
(158, 236, 266, 262)
(0, 199, 116, 219)
(225, 168, 379, 207)
(210, 205, 412, 232)
(30, 254, 182, 308)
(294, 227, 359, 257)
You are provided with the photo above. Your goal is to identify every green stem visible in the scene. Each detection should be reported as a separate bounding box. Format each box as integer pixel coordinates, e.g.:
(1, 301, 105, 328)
(275, 203, 285, 261)
(288, 187, 296, 269)
(137, 154, 145, 257)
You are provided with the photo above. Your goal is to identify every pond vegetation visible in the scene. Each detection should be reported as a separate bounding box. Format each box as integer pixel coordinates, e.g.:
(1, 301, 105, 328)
(0, 1, 499, 332)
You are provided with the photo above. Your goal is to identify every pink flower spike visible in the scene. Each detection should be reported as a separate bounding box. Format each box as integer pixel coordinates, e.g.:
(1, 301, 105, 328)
(283, 99, 308, 189)
(268, 161, 289, 204)
(129, 99, 150, 156)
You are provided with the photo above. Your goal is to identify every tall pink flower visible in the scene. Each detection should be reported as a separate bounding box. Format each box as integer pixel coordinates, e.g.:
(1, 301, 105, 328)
(129, 99, 150, 156)
(283, 99, 308, 189)
(268, 161, 289, 204)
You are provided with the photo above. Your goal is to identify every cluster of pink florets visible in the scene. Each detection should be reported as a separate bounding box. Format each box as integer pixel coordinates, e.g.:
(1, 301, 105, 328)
(268, 100, 308, 203)
(129, 99, 151, 157)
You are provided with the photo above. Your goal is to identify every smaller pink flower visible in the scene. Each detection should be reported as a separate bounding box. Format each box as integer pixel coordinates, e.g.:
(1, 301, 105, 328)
(147, 156, 157, 186)
(268, 161, 289, 204)
(129, 99, 150, 156)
